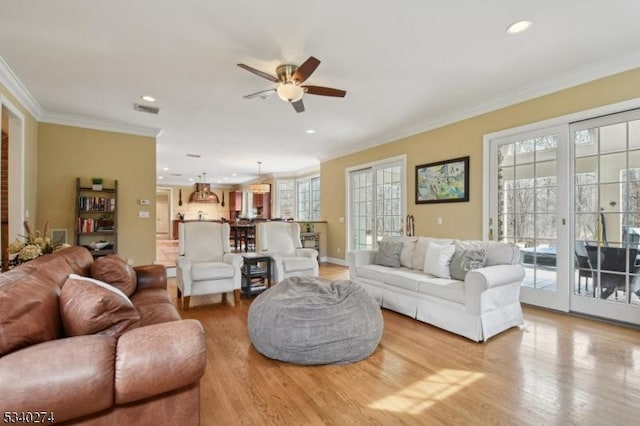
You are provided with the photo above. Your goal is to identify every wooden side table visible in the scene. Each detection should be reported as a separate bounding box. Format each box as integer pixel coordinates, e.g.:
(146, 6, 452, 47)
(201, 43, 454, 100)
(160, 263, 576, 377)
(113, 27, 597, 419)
(241, 253, 271, 297)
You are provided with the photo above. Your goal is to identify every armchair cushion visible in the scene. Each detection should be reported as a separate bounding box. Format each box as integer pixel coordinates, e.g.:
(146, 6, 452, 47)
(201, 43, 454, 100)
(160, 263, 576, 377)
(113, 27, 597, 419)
(91, 254, 137, 297)
(180, 221, 228, 262)
(190, 262, 235, 281)
(60, 274, 139, 337)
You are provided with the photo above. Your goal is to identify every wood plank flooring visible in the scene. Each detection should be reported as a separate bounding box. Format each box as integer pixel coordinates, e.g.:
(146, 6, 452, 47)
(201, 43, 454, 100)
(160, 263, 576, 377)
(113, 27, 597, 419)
(171, 264, 640, 426)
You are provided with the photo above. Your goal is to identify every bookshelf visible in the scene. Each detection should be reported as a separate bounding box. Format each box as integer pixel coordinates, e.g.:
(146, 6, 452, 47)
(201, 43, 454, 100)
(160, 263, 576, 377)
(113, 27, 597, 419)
(75, 177, 118, 257)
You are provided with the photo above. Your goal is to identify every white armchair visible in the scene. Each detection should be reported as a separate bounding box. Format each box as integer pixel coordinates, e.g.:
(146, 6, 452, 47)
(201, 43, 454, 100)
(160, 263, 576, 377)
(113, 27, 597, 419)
(256, 222, 319, 283)
(176, 222, 242, 309)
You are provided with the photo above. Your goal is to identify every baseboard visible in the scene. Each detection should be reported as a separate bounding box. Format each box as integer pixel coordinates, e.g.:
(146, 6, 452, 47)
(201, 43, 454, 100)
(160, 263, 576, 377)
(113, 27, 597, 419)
(324, 257, 348, 266)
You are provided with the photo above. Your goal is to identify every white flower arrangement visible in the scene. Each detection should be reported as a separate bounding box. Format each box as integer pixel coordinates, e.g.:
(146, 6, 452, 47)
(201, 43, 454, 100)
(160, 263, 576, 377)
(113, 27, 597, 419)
(7, 220, 71, 266)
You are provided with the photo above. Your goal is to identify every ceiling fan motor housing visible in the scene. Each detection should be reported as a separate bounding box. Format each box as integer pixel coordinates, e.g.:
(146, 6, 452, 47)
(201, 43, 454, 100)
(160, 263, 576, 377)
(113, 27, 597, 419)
(276, 64, 299, 83)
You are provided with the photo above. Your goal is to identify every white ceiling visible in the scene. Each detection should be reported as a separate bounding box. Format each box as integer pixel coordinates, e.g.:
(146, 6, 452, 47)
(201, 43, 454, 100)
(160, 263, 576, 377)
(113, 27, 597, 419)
(1, 0, 639, 186)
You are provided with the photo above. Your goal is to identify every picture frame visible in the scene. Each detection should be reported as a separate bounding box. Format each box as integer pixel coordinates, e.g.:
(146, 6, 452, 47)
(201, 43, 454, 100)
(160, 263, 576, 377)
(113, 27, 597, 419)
(415, 156, 469, 204)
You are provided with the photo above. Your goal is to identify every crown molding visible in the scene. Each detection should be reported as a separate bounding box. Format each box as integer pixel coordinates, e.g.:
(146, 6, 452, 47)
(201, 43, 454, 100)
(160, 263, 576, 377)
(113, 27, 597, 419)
(0, 56, 43, 120)
(321, 50, 640, 164)
(1, 55, 160, 138)
(39, 111, 161, 138)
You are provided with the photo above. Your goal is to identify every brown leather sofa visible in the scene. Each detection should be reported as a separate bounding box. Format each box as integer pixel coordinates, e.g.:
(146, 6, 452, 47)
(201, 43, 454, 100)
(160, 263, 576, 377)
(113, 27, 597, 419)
(0, 246, 205, 425)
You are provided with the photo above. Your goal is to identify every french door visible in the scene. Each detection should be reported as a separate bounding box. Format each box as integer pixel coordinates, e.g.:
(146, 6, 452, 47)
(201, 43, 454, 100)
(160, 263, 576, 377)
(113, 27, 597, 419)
(348, 157, 405, 251)
(488, 126, 570, 311)
(570, 109, 640, 324)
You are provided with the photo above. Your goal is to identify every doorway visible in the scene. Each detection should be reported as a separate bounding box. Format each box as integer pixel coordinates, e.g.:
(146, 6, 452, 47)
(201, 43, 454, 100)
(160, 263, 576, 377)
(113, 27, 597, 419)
(0, 99, 25, 271)
(156, 189, 171, 236)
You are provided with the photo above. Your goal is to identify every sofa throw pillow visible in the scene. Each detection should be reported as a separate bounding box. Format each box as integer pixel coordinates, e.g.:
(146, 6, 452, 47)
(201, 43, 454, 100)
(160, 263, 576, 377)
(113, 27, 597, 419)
(60, 274, 140, 338)
(450, 248, 487, 281)
(423, 242, 456, 278)
(374, 241, 403, 268)
(91, 254, 137, 297)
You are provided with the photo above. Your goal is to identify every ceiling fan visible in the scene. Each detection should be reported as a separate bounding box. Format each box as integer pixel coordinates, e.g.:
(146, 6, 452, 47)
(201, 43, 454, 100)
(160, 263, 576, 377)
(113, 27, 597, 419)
(237, 56, 346, 113)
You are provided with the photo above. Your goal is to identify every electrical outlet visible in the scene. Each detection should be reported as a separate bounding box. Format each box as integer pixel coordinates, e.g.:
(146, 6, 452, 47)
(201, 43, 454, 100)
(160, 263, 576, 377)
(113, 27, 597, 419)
(337, 247, 341, 253)
(437, 217, 443, 225)
(138, 211, 150, 219)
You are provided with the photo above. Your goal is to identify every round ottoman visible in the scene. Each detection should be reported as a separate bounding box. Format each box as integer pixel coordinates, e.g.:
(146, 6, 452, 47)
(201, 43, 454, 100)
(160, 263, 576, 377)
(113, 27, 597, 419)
(248, 276, 383, 365)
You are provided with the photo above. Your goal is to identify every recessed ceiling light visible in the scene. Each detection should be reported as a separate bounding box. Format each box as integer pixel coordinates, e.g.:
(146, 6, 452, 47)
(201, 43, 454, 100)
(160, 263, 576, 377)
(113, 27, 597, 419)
(141, 95, 156, 102)
(162, 167, 169, 171)
(232, 173, 237, 177)
(188, 178, 194, 182)
(223, 177, 229, 181)
(507, 20, 532, 35)
(305, 129, 316, 134)
(158, 176, 164, 179)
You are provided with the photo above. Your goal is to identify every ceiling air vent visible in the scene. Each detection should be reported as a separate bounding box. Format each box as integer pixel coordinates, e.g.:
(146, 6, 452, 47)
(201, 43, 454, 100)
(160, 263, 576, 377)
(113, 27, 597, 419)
(133, 103, 160, 115)
(171, 173, 183, 177)
(186, 153, 201, 158)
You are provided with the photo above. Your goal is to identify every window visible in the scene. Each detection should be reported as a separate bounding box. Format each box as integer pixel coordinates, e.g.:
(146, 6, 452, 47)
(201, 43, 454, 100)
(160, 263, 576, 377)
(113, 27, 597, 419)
(275, 175, 320, 220)
(276, 180, 295, 219)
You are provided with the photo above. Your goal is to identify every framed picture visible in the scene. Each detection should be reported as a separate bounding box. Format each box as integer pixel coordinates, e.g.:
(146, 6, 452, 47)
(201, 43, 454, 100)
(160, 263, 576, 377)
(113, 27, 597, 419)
(415, 156, 469, 204)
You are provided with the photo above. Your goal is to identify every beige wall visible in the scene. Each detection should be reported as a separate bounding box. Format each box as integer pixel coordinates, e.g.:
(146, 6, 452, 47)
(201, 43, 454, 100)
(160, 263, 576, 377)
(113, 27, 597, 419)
(37, 123, 156, 265)
(322, 68, 640, 261)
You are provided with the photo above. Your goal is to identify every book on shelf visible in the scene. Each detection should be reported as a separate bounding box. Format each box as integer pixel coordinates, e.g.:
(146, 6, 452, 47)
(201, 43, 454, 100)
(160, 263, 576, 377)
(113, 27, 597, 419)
(78, 196, 116, 212)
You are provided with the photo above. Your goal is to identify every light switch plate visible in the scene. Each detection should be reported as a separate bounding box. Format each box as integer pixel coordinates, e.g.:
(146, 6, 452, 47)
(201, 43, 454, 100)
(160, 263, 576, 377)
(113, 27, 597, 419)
(138, 211, 150, 219)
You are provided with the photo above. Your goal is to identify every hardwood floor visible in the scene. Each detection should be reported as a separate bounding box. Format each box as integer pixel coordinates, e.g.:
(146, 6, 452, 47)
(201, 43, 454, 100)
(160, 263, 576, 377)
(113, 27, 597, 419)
(171, 264, 640, 426)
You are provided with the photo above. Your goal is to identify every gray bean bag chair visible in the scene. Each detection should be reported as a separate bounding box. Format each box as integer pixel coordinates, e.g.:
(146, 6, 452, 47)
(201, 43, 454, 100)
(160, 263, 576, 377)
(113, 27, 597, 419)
(248, 276, 383, 365)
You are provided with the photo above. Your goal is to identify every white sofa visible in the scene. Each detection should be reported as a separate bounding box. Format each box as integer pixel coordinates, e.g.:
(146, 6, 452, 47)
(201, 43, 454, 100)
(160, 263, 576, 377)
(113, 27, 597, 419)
(348, 236, 525, 342)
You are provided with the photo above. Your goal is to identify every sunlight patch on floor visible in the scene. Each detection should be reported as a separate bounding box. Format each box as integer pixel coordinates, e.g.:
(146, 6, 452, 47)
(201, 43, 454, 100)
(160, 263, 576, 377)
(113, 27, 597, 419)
(368, 369, 485, 414)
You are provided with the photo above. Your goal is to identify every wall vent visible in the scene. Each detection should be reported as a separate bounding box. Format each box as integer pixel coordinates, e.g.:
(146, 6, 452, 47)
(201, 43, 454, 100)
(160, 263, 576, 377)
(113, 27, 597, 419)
(133, 103, 160, 114)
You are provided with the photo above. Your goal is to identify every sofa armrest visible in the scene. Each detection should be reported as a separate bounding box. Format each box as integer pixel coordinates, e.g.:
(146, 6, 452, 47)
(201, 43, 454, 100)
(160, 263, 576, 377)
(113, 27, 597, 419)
(294, 248, 318, 259)
(134, 264, 167, 291)
(0, 335, 116, 423)
(464, 264, 525, 315)
(347, 250, 377, 267)
(115, 319, 206, 404)
(347, 250, 378, 280)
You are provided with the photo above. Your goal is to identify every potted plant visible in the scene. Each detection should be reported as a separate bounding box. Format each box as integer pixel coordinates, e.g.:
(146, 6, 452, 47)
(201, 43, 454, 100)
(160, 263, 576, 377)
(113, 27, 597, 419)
(92, 177, 103, 191)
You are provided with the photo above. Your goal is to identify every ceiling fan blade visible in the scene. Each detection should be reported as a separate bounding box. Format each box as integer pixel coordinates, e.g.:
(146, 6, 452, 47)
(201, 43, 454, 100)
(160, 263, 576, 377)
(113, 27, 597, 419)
(237, 63, 279, 83)
(291, 99, 305, 113)
(292, 56, 320, 83)
(243, 88, 277, 99)
(303, 85, 347, 97)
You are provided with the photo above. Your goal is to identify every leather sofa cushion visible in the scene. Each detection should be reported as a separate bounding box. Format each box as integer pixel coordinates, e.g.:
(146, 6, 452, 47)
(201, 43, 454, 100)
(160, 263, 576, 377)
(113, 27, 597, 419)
(91, 255, 137, 297)
(190, 262, 235, 280)
(0, 335, 116, 423)
(130, 288, 173, 306)
(60, 274, 140, 338)
(0, 275, 62, 356)
(136, 303, 182, 327)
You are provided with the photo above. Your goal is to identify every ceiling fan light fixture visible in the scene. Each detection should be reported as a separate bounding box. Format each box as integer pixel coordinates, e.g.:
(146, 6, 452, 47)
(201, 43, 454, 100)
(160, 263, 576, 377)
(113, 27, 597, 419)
(277, 83, 304, 103)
